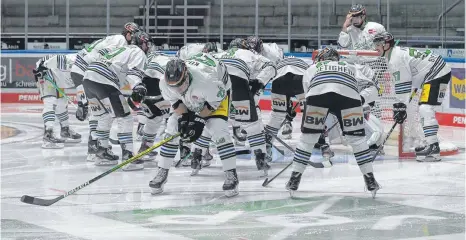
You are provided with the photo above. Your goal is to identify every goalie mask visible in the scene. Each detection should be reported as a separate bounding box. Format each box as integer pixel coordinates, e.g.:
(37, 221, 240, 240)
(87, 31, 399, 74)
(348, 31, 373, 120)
(373, 32, 395, 57)
(246, 36, 263, 53)
(165, 59, 190, 94)
(315, 47, 340, 62)
(349, 4, 366, 28)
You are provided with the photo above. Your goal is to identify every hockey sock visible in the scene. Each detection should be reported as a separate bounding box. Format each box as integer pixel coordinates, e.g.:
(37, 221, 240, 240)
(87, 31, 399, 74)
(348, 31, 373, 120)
(42, 97, 57, 130)
(143, 116, 163, 143)
(118, 115, 134, 152)
(419, 104, 439, 144)
(346, 135, 373, 174)
(56, 97, 69, 128)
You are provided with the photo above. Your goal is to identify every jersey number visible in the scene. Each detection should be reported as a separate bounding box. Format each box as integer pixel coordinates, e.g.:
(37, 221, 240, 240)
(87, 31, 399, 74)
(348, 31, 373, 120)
(392, 71, 400, 82)
(188, 53, 216, 67)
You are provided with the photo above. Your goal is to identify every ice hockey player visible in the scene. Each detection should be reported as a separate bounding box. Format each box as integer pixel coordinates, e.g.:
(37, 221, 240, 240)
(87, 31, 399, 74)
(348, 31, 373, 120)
(176, 42, 221, 60)
(135, 51, 173, 161)
(287, 48, 380, 198)
(82, 32, 150, 170)
(33, 54, 82, 148)
(373, 32, 452, 162)
(149, 56, 239, 197)
(338, 4, 386, 50)
(214, 38, 276, 176)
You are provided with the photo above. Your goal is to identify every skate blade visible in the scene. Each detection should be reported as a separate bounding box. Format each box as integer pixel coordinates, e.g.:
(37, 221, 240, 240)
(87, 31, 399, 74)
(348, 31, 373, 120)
(122, 164, 144, 171)
(86, 154, 96, 162)
(224, 187, 239, 197)
(201, 161, 211, 168)
(281, 134, 292, 140)
(64, 138, 82, 143)
(41, 143, 64, 149)
(260, 169, 268, 178)
(94, 160, 118, 166)
(141, 154, 157, 161)
(150, 187, 164, 195)
(416, 154, 441, 162)
(190, 168, 200, 176)
(288, 190, 298, 198)
(181, 161, 191, 167)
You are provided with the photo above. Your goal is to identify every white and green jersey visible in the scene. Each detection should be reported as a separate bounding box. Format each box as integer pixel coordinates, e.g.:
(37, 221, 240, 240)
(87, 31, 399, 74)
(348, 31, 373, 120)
(71, 34, 128, 76)
(176, 43, 224, 61)
(145, 52, 173, 80)
(83, 45, 147, 90)
(214, 48, 276, 84)
(261, 43, 283, 64)
(37, 53, 77, 88)
(160, 53, 230, 113)
(385, 47, 451, 103)
(274, 56, 310, 79)
(338, 21, 386, 50)
(303, 60, 373, 101)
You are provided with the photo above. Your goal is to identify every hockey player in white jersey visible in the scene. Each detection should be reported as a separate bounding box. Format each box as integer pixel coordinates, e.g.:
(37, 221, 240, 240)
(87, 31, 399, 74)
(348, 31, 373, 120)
(149, 56, 239, 197)
(338, 4, 386, 50)
(247, 36, 283, 64)
(373, 32, 452, 161)
(82, 32, 150, 170)
(176, 42, 221, 60)
(33, 54, 82, 148)
(287, 48, 380, 198)
(214, 38, 276, 176)
(134, 52, 173, 161)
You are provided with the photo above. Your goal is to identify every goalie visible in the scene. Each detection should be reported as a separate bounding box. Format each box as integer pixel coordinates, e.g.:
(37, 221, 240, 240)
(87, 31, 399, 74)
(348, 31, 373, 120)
(373, 32, 452, 162)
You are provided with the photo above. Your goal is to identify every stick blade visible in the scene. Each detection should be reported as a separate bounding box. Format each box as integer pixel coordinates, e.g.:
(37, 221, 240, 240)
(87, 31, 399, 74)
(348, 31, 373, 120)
(20, 195, 58, 206)
(262, 178, 269, 187)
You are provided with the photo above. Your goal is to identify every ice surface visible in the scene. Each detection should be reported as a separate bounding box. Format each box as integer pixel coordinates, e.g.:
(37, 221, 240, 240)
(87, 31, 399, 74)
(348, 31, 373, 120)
(1, 104, 465, 240)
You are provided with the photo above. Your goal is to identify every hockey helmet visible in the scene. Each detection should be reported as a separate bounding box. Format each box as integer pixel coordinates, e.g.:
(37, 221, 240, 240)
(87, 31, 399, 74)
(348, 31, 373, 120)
(202, 42, 218, 53)
(131, 31, 151, 54)
(122, 22, 140, 36)
(246, 36, 263, 53)
(349, 4, 366, 27)
(165, 59, 190, 94)
(315, 48, 340, 62)
(229, 38, 249, 50)
(373, 31, 395, 47)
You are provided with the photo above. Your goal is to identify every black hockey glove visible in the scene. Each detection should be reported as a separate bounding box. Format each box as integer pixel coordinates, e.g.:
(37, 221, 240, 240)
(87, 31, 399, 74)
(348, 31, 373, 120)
(32, 61, 48, 81)
(75, 101, 88, 121)
(131, 83, 147, 103)
(393, 102, 407, 124)
(178, 111, 206, 143)
(249, 79, 264, 95)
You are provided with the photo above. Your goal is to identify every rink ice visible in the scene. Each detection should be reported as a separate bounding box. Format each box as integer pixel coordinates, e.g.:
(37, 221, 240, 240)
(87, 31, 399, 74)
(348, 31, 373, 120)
(1, 104, 465, 240)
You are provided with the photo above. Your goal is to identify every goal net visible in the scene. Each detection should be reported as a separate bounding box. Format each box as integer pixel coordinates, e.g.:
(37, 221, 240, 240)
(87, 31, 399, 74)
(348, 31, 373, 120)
(312, 50, 459, 158)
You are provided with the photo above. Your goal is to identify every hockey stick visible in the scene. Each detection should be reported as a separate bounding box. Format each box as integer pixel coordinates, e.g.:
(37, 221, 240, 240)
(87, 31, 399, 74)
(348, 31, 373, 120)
(262, 119, 339, 187)
(20, 133, 181, 206)
(44, 73, 77, 108)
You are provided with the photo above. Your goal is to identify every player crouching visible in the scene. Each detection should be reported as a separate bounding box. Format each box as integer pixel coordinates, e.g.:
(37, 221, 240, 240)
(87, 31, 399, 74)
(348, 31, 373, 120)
(373, 32, 452, 162)
(33, 54, 82, 149)
(150, 57, 239, 197)
(286, 48, 380, 198)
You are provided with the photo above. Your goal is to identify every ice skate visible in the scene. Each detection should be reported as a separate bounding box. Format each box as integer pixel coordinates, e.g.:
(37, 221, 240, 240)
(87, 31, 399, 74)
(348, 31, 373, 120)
(280, 120, 293, 139)
(122, 148, 144, 171)
(149, 167, 169, 194)
(60, 126, 82, 143)
(42, 128, 65, 149)
(254, 149, 270, 177)
(265, 133, 273, 162)
(233, 126, 247, 146)
(320, 143, 335, 161)
(286, 171, 302, 197)
(201, 149, 213, 167)
(363, 172, 380, 199)
(223, 169, 239, 197)
(138, 140, 157, 161)
(87, 137, 98, 161)
(94, 142, 119, 166)
(416, 142, 441, 162)
(190, 149, 202, 176)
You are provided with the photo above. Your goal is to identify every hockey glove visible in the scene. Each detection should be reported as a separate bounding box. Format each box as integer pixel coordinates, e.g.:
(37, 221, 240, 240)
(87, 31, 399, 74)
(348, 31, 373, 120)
(249, 79, 264, 95)
(127, 97, 139, 111)
(178, 112, 206, 143)
(393, 102, 407, 124)
(131, 83, 147, 103)
(32, 62, 48, 81)
(75, 101, 88, 121)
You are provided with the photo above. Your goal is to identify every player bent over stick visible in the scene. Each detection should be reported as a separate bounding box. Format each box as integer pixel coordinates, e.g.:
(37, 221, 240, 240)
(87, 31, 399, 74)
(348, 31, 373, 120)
(150, 56, 239, 197)
(287, 48, 381, 198)
(82, 32, 150, 170)
(373, 32, 452, 162)
(33, 54, 82, 148)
